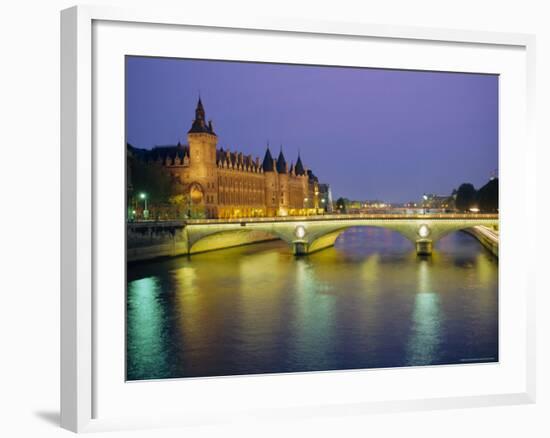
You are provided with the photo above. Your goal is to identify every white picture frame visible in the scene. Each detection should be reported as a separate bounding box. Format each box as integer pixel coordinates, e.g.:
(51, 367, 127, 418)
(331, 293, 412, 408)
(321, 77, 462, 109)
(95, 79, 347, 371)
(60, 4, 536, 433)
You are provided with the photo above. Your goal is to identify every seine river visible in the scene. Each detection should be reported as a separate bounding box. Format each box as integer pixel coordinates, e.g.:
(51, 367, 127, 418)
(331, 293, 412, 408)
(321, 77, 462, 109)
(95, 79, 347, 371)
(126, 227, 498, 380)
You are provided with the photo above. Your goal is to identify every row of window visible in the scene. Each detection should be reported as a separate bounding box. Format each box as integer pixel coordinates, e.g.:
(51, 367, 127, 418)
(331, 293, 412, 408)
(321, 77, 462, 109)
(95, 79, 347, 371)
(218, 189, 264, 205)
(218, 176, 264, 192)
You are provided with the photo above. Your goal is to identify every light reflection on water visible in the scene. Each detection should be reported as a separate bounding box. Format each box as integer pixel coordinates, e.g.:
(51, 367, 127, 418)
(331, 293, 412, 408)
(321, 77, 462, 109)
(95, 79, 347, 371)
(126, 227, 498, 380)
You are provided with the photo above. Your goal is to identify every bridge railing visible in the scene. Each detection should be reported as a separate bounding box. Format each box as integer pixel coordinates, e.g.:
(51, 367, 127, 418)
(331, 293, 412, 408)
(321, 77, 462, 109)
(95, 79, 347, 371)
(160, 212, 499, 226)
(126, 214, 499, 231)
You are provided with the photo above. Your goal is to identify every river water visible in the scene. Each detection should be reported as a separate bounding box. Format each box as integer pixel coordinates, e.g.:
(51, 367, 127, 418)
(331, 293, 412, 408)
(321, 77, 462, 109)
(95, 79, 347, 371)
(126, 227, 498, 380)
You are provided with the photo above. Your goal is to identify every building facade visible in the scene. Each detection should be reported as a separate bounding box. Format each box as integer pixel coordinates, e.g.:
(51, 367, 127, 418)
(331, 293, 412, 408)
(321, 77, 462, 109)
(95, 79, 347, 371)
(128, 98, 328, 219)
(421, 193, 456, 212)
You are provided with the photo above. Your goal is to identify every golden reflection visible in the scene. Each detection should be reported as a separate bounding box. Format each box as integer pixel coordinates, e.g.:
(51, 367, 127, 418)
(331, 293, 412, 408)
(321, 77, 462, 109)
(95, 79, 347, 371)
(291, 258, 337, 369)
(472, 252, 499, 317)
(173, 266, 197, 294)
(235, 249, 290, 353)
(475, 252, 494, 285)
(361, 254, 380, 291)
(406, 260, 442, 365)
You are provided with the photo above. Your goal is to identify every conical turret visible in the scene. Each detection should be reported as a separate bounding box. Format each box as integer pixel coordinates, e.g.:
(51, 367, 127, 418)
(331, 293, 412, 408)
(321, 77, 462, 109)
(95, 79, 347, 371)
(295, 152, 305, 176)
(262, 145, 275, 172)
(188, 97, 216, 135)
(276, 146, 287, 174)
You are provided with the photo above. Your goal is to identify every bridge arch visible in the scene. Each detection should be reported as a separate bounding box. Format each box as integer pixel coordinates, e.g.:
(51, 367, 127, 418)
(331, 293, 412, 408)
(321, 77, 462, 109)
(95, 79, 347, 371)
(309, 225, 415, 253)
(306, 224, 418, 254)
(289, 220, 498, 256)
(187, 226, 289, 254)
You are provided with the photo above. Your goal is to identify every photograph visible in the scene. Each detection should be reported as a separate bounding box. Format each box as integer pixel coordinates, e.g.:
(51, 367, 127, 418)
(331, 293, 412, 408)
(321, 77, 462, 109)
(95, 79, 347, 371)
(125, 56, 499, 381)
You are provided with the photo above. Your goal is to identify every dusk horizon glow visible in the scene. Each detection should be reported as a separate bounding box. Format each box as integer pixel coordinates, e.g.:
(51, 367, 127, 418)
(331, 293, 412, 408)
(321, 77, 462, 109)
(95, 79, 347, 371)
(126, 56, 498, 203)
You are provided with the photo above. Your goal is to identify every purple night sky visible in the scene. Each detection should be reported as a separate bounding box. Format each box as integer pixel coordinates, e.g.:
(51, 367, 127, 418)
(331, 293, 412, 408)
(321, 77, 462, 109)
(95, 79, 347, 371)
(126, 56, 498, 203)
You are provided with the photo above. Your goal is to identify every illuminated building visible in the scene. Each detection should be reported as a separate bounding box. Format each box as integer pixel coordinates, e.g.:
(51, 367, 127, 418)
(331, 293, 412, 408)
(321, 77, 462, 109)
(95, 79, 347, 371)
(128, 98, 327, 218)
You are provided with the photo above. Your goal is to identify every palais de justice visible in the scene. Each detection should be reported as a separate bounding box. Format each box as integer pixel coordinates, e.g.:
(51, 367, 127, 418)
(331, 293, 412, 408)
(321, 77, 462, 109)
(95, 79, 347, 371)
(128, 98, 332, 219)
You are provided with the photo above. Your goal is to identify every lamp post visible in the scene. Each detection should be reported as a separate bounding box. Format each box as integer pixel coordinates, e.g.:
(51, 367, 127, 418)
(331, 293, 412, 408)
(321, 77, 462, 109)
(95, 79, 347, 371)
(304, 197, 309, 216)
(422, 194, 428, 215)
(139, 192, 149, 220)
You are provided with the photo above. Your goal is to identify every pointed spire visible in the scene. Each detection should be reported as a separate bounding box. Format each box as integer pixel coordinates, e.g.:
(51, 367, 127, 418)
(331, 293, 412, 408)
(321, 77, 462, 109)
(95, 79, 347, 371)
(197, 90, 203, 107)
(195, 96, 205, 119)
(188, 96, 216, 136)
(295, 151, 305, 176)
(262, 144, 274, 172)
(276, 146, 287, 174)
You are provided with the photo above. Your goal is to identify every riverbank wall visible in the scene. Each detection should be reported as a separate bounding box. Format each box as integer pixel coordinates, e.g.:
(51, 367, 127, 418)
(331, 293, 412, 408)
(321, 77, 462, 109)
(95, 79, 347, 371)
(463, 226, 499, 257)
(127, 222, 277, 262)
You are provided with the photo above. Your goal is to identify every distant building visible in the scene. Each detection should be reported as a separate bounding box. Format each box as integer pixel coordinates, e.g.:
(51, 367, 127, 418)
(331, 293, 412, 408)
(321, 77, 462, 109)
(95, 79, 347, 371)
(128, 98, 327, 219)
(342, 199, 391, 214)
(318, 183, 333, 213)
(421, 193, 456, 211)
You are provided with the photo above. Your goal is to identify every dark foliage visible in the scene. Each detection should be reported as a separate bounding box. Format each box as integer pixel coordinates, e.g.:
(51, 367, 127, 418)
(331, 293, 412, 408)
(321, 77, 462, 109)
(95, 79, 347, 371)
(477, 178, 499, 212)
(455, 183, 477, 211)
(129, 156, 173, 205)
(335, 197, 348, 213)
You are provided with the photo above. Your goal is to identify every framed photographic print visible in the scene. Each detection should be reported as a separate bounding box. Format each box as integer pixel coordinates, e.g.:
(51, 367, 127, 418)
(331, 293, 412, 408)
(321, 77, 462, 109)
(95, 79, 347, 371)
(61, 5, 536, 433)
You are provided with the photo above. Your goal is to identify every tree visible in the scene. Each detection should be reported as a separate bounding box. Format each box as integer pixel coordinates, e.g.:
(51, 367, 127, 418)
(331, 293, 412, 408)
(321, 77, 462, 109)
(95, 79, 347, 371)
(477, 178, 498, 212)
(129, 158, 173, 204)
(168, 194, 186, 218)
(455, 183, 477, 211)
(335, 197, 348, 213)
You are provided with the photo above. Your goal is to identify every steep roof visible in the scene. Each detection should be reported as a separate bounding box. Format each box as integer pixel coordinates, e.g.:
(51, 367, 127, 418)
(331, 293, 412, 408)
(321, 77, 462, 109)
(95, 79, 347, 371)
(307, 169, 319, 182)
(276, 148, 287, 174)
(188, 97, 216, 135)
(262, 147, 275, 172)
(127, 143, 189, 164)
(217, 147, 260, 171)
(295, 154, 305, 176)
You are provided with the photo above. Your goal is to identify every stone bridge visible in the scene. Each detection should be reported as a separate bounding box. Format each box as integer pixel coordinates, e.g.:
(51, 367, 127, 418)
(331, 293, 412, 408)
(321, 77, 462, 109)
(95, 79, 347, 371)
(127, 214, 499, 261)
(183, 213, 499, 256)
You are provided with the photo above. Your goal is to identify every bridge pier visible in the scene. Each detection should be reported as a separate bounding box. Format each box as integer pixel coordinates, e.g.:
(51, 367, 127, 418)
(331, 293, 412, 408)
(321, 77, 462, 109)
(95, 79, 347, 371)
(292, 241, 309, 256)
(415, 239, 433, 256)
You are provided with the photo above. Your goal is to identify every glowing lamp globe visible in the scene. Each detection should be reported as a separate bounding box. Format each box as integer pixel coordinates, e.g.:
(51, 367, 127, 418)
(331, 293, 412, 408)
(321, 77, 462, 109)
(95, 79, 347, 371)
(295, 225, 306, 239)
(418, 224, 430, 238)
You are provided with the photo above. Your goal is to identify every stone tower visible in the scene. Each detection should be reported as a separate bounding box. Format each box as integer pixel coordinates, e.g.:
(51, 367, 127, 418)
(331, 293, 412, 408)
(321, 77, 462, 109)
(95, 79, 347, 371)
(187, 97, 218, 218)
(295, 153, 309, 209)
(262, 146, 278, 216)
(276, 147, 290, 215)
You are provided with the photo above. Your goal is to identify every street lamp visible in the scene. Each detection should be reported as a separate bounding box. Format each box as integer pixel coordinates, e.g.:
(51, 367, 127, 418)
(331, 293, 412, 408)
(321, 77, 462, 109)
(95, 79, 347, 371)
(139, 192, 149, 220)
(422, 194, 428, 214)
